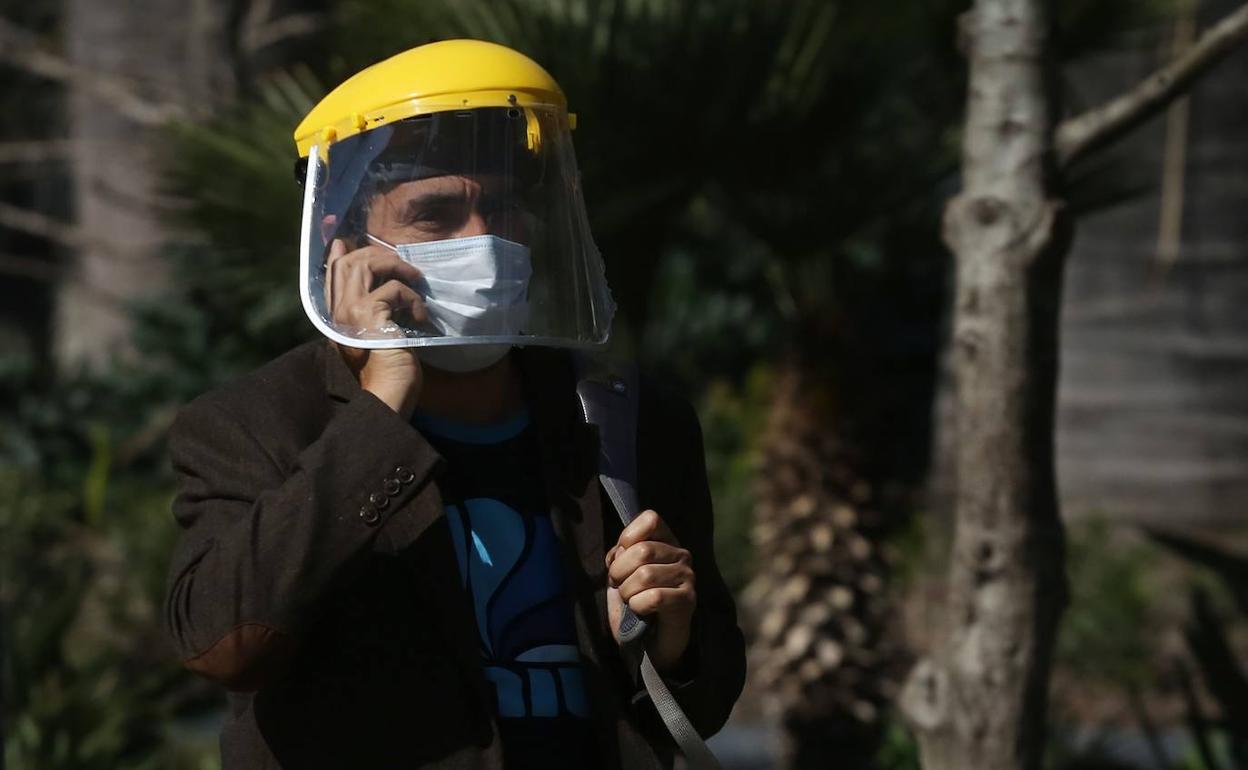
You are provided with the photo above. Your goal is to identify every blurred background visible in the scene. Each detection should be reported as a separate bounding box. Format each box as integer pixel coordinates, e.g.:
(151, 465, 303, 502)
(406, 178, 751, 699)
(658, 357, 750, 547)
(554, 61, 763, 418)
(1, 1, 1247, 768)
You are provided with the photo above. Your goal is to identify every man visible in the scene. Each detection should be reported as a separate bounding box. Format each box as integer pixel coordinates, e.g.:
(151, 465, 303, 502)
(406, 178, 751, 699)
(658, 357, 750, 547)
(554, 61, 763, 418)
(163, 39, 745, 769)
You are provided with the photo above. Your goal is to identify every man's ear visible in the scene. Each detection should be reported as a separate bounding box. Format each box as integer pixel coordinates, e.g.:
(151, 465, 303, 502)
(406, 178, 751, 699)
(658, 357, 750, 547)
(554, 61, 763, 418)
(320, 214, 339, 246)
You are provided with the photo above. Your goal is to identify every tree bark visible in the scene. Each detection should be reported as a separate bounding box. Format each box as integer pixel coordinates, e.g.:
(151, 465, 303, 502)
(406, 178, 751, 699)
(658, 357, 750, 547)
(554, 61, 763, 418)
(903, 1, 1248, 766)
(900, 2, 1071, 768)
(53, 0, 230, 370)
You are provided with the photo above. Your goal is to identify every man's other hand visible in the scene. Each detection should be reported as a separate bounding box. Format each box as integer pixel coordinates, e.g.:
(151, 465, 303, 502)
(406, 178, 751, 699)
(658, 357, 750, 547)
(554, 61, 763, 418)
(606, 509, 696, 674)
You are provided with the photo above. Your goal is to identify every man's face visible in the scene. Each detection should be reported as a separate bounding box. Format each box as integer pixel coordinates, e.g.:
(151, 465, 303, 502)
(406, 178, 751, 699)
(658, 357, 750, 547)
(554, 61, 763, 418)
(364, 173, 535, 246)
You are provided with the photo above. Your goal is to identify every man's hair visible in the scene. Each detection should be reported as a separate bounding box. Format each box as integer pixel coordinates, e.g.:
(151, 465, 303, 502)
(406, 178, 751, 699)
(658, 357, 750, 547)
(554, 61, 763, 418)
(327, 107, 546, 245)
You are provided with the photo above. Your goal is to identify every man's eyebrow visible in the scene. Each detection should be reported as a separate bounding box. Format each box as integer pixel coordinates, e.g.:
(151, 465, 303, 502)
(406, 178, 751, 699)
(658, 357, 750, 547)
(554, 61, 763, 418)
(402, 190, 471, 211)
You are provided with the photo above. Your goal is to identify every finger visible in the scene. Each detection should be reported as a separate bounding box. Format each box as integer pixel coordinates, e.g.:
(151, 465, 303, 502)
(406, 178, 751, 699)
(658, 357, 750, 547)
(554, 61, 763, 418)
(328, 241, 365, 321)
(329, 246, 423, 320)
(608, 541, 689, 589)
(343, 279, 424, 330)
(367, 250, 424, 287)
(336, 250, 395, 306)
(618, 561, 694, 605)
(618, 510, 678, 551)
(332, 245, 424, 287)
(626, 585, 696, 619)
(324, 239, 347, 310)
(326, 241, 388, 273)
(366, 279, 425, 324)
(326, 239, 359, 303)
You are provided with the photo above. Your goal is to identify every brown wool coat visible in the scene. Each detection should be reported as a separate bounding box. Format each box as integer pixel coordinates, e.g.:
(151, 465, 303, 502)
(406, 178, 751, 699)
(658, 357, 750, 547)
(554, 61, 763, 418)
(163, 340, 746, 769)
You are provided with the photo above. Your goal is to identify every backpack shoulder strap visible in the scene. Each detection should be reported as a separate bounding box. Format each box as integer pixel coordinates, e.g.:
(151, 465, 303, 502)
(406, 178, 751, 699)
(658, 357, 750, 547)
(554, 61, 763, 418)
(573, 352, 724, 770)
(573, 356, 642, 528)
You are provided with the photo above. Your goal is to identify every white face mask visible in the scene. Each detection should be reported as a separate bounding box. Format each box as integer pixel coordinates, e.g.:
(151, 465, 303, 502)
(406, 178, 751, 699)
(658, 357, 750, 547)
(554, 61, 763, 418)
(367, 233, 532, 372)
(416, 343, 512, 373)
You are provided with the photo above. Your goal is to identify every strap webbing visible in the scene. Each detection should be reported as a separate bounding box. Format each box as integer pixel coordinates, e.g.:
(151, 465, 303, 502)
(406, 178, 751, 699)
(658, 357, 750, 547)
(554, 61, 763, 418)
(574, 356, 723, 770)
(640, 652, 724, 770)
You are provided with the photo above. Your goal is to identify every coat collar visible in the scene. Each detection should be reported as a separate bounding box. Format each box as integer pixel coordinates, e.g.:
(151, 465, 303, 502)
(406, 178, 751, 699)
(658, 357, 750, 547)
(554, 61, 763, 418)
(517, 346, 623, 760)
(515, 346, 613, 597)
(321, 340, 363, 402)
(322, 337, 601, 510)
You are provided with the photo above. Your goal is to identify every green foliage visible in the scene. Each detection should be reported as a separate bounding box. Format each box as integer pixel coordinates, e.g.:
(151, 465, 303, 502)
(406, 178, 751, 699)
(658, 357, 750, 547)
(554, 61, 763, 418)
(696, 366, 775, 593)
(149, 69, 326, 377)
(0, 468, 219, 770)
(0, 351, 172, 487)
(1147, 529, 1248, 769)
(1045, 525, 1248, 770)
(642, 200, 783, 387)
(1057, 519, 1158, 690)
(875, 717, 921, 770)
(1, 344, 220, 768)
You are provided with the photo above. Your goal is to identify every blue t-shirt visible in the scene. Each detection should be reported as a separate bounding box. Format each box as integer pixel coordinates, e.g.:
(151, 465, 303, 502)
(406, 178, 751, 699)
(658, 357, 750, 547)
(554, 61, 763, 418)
(413, 408, 600, 769)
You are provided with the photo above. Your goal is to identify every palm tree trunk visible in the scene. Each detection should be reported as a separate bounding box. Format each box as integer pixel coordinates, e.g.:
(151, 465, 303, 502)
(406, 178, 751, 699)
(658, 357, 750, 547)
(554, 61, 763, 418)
(747, 361, 895, 770)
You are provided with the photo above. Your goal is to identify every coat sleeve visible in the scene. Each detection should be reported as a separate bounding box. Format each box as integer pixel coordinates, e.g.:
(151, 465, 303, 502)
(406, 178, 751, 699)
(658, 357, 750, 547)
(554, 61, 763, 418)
(630, 395, 747, 739)
(163, 389, 443, 693)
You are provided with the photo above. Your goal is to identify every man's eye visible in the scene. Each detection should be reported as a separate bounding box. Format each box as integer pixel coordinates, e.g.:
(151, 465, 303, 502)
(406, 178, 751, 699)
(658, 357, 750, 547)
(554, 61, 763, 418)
(405, 206, 441, 222)
(482, 196, 528, 220)
(403, 204, 461, 228)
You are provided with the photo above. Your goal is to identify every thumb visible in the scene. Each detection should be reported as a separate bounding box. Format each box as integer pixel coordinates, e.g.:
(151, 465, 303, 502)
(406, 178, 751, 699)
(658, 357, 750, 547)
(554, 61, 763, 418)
(606, 586, 624, 644)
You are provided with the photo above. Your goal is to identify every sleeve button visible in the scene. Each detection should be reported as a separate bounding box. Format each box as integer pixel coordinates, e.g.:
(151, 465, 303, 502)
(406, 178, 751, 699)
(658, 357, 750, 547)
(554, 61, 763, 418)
(383, 478, 402, 496)
(394, 466, 415, 484)
(368, 491, 389, 510)
(359, 504, 381, 526)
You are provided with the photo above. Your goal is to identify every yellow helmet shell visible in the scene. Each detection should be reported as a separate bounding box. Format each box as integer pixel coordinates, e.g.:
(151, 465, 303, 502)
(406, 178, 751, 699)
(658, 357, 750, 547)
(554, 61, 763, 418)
(293, 39, 569, 158)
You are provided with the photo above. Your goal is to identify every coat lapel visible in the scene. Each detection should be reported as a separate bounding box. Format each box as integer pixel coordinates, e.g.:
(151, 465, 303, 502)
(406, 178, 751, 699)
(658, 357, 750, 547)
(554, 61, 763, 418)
(318, 340, 493, 705)
(320, 340, 363, 403)
(517, 349, 612, 638)
(519, 348, 629, 767)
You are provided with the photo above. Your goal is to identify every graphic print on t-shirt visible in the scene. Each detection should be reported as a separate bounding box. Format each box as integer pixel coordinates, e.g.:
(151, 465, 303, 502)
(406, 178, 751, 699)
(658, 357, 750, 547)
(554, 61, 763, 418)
(413, 408, 590, 721)
(444, 497, 589, 718)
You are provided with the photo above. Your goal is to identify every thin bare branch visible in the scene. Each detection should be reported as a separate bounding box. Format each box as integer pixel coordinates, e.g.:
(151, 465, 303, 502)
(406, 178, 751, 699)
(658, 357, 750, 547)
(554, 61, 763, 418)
(243, 13, 323, 55)
(0, 140, 73, 164)
(238, 0, 322, 57)
(1056, 3, 1248, 167)
(0, 252, 131, 309)
(1155, 3, 1196, 276)
(0, 201, 157, 262)
(0, 200, 87, 250)
(240, 0, 275, 40)
(0, 15, 182, 127)
(0, 251, 61, 282)
(0, 199, 168, 265)
(115, 405, 178, 467)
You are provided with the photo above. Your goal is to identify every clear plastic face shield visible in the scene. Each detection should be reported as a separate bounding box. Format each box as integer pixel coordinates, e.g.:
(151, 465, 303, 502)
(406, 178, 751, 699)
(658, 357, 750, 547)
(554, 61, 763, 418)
(298, 105, 615, 360)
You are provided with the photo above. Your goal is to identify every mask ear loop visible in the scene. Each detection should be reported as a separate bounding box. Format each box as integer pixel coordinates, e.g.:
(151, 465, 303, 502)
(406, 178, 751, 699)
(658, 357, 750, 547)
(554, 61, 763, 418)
(365, 232, 399, 252)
